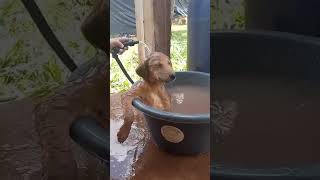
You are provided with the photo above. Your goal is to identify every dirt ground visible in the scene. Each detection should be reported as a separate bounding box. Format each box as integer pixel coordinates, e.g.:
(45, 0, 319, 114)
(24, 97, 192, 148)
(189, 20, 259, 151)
(0, 98, 42, 179)
(0, 98, 106, 180)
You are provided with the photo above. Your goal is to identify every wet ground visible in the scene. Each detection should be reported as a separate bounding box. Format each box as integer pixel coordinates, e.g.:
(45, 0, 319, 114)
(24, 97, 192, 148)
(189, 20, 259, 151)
(0, 98, 106, 180)
(110, 93, 210, 180)
(0, 98, 42, 179)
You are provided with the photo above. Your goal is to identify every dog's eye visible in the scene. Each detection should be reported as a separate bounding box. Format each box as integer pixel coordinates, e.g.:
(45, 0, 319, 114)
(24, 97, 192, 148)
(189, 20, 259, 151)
(157, 63, 162, 67)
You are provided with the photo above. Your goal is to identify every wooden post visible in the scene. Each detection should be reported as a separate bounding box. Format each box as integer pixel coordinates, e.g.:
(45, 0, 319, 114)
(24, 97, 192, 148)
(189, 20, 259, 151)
(153, 0, 172, 57)
(142, 0, 156, 55)
(134, 0, 146, 62)
(134, 0, 172, 62)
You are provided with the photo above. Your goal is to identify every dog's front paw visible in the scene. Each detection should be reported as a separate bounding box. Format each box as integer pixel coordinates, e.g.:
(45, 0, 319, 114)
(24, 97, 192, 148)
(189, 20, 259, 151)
(117, 131, 129, 143)
(117, 125, 131, 143)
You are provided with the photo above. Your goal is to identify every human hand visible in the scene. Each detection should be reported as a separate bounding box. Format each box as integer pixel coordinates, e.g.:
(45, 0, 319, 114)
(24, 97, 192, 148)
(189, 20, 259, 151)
(110, 37, 130, 54)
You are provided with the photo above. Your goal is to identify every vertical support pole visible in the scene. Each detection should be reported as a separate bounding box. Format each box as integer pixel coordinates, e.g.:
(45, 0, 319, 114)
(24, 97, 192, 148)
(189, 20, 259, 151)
(134, 0, 145, 62)
(153, 0, 172, 57)
(134, 0, 172, 62)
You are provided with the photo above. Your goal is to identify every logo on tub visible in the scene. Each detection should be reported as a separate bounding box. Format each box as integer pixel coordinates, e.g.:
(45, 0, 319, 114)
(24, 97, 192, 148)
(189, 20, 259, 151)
(161, 125, 184, 143)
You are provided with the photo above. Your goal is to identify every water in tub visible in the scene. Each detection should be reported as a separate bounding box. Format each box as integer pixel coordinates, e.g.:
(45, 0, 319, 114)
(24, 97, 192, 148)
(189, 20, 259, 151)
(169, 85, 210, 114)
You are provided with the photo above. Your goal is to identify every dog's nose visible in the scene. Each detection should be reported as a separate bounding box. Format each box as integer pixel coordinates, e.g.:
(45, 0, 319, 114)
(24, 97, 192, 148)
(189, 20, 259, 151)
(169, 74, 176, 81)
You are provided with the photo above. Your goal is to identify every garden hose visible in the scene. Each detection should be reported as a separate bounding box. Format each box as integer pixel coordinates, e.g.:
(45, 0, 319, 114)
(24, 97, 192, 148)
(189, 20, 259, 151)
(20, 0, 78, 72)
(111, 40, 140, 85)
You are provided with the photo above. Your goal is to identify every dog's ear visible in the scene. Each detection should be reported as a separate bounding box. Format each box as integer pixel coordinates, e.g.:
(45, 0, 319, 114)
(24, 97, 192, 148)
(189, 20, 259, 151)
(136, 60, 148, 79)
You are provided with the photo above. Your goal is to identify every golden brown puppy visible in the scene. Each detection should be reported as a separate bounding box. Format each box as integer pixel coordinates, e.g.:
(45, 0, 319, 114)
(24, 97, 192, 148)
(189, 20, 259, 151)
(117, 52, 175, 143)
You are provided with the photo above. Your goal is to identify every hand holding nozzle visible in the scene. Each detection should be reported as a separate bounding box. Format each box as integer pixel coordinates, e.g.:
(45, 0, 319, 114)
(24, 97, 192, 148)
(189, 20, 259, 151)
(110, 37, 139, 55)
(110, 38, 138, 84)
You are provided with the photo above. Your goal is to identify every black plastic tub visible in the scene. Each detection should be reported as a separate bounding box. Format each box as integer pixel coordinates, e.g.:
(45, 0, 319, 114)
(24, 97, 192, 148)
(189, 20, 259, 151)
(211, 30, 320, 179)
(132, 71, 210, 155)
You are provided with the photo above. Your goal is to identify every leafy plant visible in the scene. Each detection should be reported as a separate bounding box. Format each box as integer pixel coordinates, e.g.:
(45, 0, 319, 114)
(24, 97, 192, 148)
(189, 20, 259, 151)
(0, 0, 96, 100)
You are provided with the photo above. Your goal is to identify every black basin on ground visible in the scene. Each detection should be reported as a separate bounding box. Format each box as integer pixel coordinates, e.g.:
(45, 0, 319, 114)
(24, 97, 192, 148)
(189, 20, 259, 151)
(132, 71, 210, 155)
(211, 31, 320, 179)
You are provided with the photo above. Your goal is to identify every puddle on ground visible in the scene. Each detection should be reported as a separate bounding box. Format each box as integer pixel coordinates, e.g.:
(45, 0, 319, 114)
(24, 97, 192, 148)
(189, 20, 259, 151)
(110, 119, 147, 179)
(110, 94, 149, 179)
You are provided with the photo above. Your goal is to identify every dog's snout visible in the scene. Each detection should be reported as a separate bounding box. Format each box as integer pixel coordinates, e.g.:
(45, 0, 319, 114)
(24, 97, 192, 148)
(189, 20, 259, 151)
(169, 74, 176, 81)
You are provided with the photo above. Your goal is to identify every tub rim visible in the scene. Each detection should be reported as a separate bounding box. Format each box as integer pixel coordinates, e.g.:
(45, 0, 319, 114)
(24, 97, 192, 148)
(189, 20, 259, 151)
(212, 30, 320, 46)
(211, 164, 320, 178)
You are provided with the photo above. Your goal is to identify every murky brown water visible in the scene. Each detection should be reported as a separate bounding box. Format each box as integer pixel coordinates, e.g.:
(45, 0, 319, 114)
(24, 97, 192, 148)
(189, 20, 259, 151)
(110, 93, 210, 179)
(169, 86, 210, 114)
(214, 76, 320, 168)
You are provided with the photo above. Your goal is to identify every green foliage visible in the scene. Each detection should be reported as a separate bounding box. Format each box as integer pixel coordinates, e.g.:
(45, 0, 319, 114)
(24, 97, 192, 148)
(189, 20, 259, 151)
(233, 1, 245, 29)
(210, 2, 215, 31)
(0, 0, 97, 100)
(211, 0, 245, 30)
(110, 47, 140, 93)
(170, 26, 188, 71)
(0, 41, 65, 98)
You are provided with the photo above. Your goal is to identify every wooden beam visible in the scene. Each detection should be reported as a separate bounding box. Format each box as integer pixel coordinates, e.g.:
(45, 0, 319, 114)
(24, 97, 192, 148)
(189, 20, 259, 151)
(134, 0, 172, 61)
(153, 0, 172, 57)
(142, 0, 155, 55)
(134, 0, 145, 62)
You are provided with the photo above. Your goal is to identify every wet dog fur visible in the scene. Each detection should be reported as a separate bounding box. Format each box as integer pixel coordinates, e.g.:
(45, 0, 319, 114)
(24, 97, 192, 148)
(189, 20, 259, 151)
(117, 52, 175, 143)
